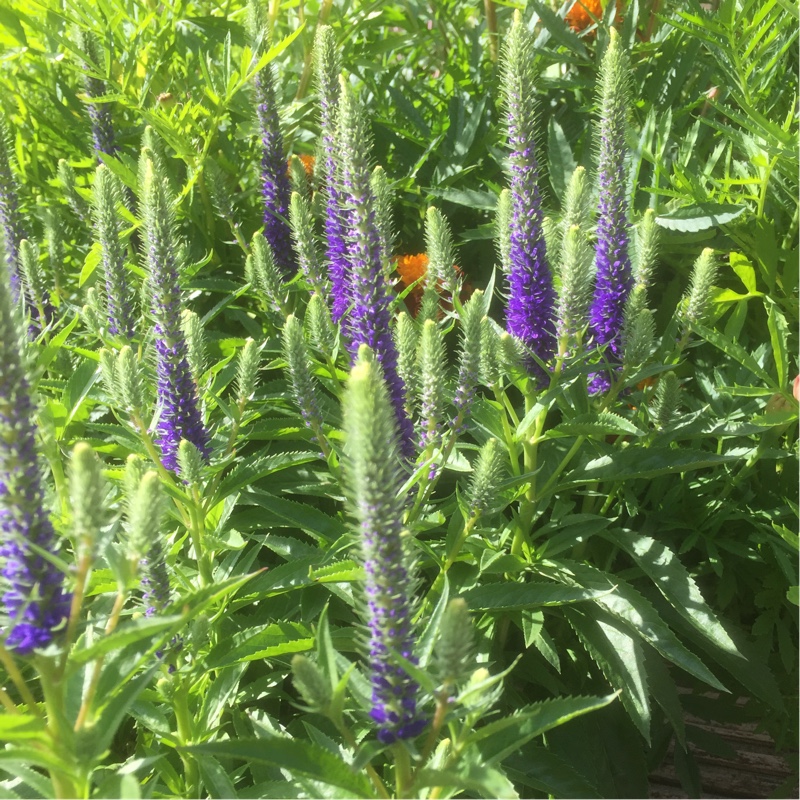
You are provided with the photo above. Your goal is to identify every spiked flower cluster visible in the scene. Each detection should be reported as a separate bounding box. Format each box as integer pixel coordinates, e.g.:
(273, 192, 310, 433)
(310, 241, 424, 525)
(0, 119, 25, 300)
(78, 30, 117, 157)
(314, 26, 348, 322)
(343, 348, 425, 744)
(93, 165, 135, 336)
(337, 78, 414, 453)
(249, 1, 295, 276)
(501, 12, 556, 379)
(140, 154, 210, 472)
(587, 28, 633, 392)
(0, 256, 70, 653)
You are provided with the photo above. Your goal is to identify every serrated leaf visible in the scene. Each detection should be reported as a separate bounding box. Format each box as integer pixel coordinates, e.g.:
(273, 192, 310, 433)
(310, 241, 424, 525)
(692, 322, 776, 387)
(216, 452, 318, 498)
(206, 622, 313, 668)
(504, 745, 603, 798)
(417, 574, 449, 668)
(565, 608, 650, 741)
(463, 582, 610, 611)
(607, 531, 740, 657)
(655, 203, 746, 231)
(240, 489, 345, 542)
(551, 412, 643, 437)
(536, 559, 725, 691)
(180, 739, 373, 798)
(468, 694, 617, 764)
(643, 645, 686, 749)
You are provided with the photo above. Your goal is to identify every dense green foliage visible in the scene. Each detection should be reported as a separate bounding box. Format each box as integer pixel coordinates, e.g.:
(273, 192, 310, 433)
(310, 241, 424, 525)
(0, 0, 796, 797)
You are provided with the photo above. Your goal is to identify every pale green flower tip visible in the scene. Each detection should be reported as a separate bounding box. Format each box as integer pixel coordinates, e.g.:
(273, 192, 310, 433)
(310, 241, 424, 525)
(70, 441, 105, 545)
(128, 470, 163, 558)
(236, 337, 261, 405)
(116, 345, 146, 412)
(178, 439, 205, 485)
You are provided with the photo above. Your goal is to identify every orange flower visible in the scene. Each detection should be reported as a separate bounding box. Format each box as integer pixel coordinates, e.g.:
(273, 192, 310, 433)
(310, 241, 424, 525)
(565, 0, 622, 34)
(393, 253, 473, 317)
(286, 154, 315, 181)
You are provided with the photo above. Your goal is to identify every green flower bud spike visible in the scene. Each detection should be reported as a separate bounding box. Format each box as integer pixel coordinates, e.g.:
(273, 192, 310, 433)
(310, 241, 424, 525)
(306, 292, 337, 357)
(180, 308, 206, 385)
(116, 345, 147, 414)
(58, 159, 90, 223)
(371, 166, 395, 273)
(418, 318, 447, 451)
(70, 442, 106, 555)
(283, 314, 328, 457)
(250, 230, 287, 316)
(178, 439, 205, 486)
(420, 206, 458, 320)
(495, 188, 512, 273)
(394, 311, 419, 416)
(127, 470, 163, 562)
(291, 654, 332, 711)
(623, 303, 655, 371)
(555, 224, 594, 359)
(653, 371, 681, 430)
(235, 338, 261, 411)
(632, 208, 659, 293)
(681, 247, 717, 330)
(289, 191, 327, 295)
(436, 598, 475, 688)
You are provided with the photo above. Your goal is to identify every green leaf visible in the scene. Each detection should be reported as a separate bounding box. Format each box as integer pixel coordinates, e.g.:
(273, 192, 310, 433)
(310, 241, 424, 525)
(504, 746, 603, 798)
(90, 666, 159, 761)
(240, 489, 345, 542)
(564, 609, 650, 742)
(563, 448, 739, 486)
(180, 739, 373, 798)
(426, 187, 497, 210)
(548, 118, 576, 200)
(468, 694, 617, 764)
(607, 531, 740, 658)
(463, 581, 611, 611)
(536, 560, 726, 691)
(79, 242, 103, 287)
(0, 716, 45, 742)
(655, 203, 746, 232)
(729, 252, 757, 294)
(643, 645, 686, 749)
(414, 761, 519, 799)
(766, 301, 789, 388)
(692, 322, 777, 388)
(206, 622, 314, 668)
(550, 412, 643, 438)
(198, 755, 238, 799)
(417, 574, 449, 668)
(70, 615, 183, 665)
(216, 452, 318, 498)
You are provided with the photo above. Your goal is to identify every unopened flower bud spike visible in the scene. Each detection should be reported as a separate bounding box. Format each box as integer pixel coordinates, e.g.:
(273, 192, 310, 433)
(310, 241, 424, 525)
(290, 191, 327, 295)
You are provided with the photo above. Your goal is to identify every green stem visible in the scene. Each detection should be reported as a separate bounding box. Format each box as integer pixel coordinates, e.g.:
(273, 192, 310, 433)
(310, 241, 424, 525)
(174, 682, 200, 798)
(392, 743, 413, 799)
(189, 486, 213, 586)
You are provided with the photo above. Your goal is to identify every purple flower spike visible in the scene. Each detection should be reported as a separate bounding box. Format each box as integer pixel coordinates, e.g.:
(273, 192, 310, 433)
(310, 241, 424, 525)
(255, 63, 296, 276)
(0, 256, 70, 654)
(500, 13, 556, 384)
(314, 27, 349, 322)
(344, 351, 426, 744)
(141, 155, 210, 472)
(587, 29, 633, 393)
(337, 78, 414, 455)
(78, 31, 118, 158)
